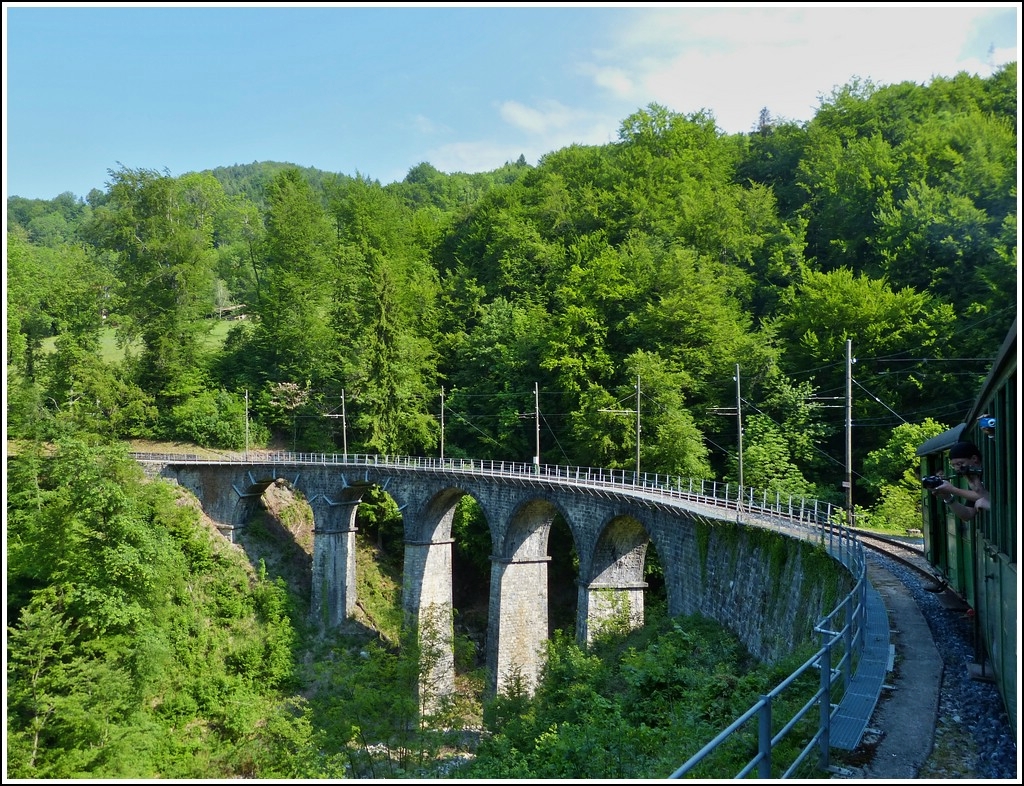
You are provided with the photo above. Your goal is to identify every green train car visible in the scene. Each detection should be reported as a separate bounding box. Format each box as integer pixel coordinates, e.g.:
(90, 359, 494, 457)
(916, 318, 1017, 738)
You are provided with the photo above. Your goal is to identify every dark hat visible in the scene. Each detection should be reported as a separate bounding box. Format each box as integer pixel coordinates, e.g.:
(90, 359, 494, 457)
(949, 441, 981, 460)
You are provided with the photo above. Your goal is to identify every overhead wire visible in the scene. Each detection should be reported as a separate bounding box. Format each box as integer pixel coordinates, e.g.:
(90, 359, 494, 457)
(778, 302, 1012, 385)
(446, 410, 505, 450)
(344, 332, 1001, 466)
(852, 378, 908, 424)
(540, 412, 573, 465)
(738, 396, 857, 478)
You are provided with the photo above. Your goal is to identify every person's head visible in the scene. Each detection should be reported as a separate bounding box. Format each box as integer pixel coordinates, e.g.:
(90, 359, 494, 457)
(948, 441, 983, 475)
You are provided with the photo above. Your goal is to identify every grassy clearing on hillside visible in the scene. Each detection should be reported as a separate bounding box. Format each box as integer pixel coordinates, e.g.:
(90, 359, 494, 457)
(40, 319, 235, 363)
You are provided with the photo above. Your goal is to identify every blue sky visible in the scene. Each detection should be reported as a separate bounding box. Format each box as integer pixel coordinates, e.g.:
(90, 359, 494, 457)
(3, 3, 1019, 201)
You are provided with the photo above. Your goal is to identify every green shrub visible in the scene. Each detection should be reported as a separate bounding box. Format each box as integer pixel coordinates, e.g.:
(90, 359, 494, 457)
(166, 389, 269, 449)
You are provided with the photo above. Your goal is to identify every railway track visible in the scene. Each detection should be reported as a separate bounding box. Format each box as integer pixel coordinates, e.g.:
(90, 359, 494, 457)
(853, 528, 948, 593)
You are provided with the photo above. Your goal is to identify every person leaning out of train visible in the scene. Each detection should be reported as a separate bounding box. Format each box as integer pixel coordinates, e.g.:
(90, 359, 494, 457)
(929, 440, 990, 521)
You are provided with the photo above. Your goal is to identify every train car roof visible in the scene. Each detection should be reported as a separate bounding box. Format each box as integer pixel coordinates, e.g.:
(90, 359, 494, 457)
(915, 317, 1017, 457)
(916, 423, 968, 456)
(965, 315, 1017, 426)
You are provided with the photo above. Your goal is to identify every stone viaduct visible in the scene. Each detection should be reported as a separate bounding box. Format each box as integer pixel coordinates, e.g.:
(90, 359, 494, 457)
(133, 452, 854, 703)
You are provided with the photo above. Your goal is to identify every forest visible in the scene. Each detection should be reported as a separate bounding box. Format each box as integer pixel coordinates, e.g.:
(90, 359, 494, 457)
(5, 64, 1017, 778)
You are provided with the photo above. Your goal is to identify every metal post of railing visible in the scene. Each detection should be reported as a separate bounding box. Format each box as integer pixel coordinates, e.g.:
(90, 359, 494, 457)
(758, 696, 773, 778)
(818, 631, 832, 770)
(841, 593, 854, 688)
(857, 564, 867, 651)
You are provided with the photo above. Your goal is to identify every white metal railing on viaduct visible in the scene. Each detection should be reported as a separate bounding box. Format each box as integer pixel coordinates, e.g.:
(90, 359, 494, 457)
(129, 451, 848, 533)
(130, 451, 868, 778)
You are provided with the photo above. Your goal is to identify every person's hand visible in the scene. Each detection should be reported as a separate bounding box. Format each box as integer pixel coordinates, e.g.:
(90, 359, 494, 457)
(930, 481, 955, 498)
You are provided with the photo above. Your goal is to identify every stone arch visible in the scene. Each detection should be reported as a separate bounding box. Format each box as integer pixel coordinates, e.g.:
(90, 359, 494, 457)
(578, 513, 650, 644)
(308, 478, 374, 630)
(546, 512, 580, 637)
(399, 484, 473, 640)
(487, 494, 575, 698)
(443, 494, 497, 676)
(232, 477, 318, 611)
(405, 486, 465, 542)
(398, 483, 481, 712)
(227, 476, 278, 533)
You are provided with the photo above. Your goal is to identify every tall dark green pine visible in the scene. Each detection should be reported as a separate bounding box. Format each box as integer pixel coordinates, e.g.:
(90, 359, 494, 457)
(328, 176, 440, 456)
(364, 253, 402, 455)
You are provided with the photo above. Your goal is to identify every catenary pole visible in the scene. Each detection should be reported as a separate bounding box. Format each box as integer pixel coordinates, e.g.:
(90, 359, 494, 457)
(535, 382, 540, 470)
(636, 374, 641, 476)
(846, 340, 854, 528)
(736, 365, 743, 514)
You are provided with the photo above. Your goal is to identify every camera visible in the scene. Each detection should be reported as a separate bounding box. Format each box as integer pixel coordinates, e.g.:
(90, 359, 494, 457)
(952, 464, 983, 476)
(922, 475, 946, 489)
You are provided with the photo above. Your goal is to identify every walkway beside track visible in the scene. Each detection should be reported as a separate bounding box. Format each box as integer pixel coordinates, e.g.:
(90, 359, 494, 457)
(828, 578, 893, 750)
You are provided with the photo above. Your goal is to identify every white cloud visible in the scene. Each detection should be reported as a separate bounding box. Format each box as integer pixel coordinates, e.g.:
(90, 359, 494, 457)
(427, 112, 621, 175)
(583, 6, 1018, 133)
(426, 140, 535, 174)
(499, 100, 562, 135)
(422, 6, 1018, 175)
(582, 64, 635, 98)
(499, 99, 601, 136)
(411, 114, 447, 135)
(989, 43, 1019, 69)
